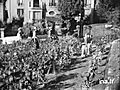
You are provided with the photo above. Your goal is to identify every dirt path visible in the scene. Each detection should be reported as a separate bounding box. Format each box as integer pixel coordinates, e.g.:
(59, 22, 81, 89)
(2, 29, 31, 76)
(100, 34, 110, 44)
(41, 55, 107, 90)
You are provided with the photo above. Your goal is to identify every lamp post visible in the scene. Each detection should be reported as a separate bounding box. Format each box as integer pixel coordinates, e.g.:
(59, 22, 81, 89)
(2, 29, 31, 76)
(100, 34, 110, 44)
(79, 0, 84, 38)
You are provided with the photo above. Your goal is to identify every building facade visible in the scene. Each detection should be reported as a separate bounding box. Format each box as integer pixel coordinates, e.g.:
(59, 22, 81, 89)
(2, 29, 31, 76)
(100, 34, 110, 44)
(0, 1, 4, 22)
(6, 0, 43, 23)
(0, 0, 7, 23)
(43, 0, 60, 17)
(3, 0, 98, 23)
(5, 0, 60, 23)
(24, 0, 43, 23)
(84, 0, 99, 23)
(84, 0, 99, 16)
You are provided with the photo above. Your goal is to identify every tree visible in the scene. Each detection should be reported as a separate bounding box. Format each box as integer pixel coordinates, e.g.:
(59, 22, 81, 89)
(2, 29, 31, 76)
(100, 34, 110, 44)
(58, 0, 81, 19)
(96, 0, 120, 25)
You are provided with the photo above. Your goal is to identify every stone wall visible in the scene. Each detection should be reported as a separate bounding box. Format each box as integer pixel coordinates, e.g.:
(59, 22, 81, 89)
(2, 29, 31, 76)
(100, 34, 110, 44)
(106, 39, 120, 90)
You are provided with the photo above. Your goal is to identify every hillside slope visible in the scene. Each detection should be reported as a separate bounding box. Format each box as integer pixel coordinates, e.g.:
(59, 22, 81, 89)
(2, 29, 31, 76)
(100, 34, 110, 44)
(106, 39, 120, 90)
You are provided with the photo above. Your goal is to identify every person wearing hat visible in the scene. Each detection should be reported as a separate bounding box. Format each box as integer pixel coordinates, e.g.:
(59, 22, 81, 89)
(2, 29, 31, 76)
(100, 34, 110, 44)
(80, 38, 88, 58)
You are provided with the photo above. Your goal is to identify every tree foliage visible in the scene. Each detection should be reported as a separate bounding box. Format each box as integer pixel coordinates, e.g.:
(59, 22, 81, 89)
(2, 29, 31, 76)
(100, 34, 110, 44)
(58, 0, 81, 19)
(96, 0, 120, 25)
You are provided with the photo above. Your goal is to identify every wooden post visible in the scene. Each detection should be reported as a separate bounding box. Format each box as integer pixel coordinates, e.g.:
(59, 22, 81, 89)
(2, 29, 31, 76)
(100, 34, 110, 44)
(48, 27, 52, 38)
(32, 27, 37, 42)
(52, 59, 56, 75)
(0, 28, 4, 38)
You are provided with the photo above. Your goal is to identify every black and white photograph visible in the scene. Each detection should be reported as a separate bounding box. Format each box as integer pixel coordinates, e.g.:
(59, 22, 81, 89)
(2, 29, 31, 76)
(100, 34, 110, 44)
(0, 0, 120, 90)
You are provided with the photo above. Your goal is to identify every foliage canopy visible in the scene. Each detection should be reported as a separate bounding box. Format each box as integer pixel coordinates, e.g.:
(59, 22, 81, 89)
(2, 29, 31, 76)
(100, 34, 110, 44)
(96, 0, 120, 25)
(58, 0, 82, 19)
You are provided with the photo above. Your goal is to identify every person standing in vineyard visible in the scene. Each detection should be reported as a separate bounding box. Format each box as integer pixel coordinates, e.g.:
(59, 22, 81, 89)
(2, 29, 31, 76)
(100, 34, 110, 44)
(84, 25, 93, 56)
(80, 25, 93, 58)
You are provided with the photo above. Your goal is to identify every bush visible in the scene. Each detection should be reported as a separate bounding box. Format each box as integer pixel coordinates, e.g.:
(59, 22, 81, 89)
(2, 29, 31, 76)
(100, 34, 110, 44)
(4, 23, 18, 36)
(0, 36, 82, 89)
(4, 17, 24, 36)
(105, 7, 120, 25)
(96, 0, 120, 25)
(0, 20, 4, 28)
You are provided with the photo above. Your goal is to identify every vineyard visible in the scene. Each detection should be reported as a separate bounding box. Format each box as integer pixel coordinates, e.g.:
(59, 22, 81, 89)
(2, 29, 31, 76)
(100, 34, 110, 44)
(0, 35, 82, 90)
(0, 26, 120, 90)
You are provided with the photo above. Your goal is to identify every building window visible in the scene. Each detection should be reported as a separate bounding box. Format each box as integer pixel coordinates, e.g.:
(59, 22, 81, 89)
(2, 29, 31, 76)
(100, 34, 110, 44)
(17, 0, 23, 6)
(87, 0, 91, 5)
(33, 0, 39, 7)
(84, 0, 87, 6)
(49, 0, 56, 6)
(29, 11, 31, 19)
(33, 11, 41, 20)
(17, 9, 24, 17)
(29, 1, 31, 7)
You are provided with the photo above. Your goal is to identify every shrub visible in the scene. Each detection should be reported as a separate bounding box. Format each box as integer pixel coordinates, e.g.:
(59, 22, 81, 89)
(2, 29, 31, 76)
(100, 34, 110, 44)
(0, 20, 4, 28)
(105, 7, 120, 25)
(96, 0, 120, 25)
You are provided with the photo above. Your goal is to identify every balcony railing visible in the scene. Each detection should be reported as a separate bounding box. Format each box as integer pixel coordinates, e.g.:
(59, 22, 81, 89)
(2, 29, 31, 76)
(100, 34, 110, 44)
(33, 4, 39, 7)
(31, 7, 42, 10)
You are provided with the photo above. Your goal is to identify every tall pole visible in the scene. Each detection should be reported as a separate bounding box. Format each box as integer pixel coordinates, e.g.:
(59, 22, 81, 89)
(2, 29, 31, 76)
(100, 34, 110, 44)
(0, 0, 4, 22)
(79, 0, 84, 38)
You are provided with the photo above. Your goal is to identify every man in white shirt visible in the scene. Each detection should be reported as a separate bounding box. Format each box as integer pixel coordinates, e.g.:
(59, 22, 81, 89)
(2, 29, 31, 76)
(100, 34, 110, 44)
(32, 27, 37, 42)
(80, 25, 92, 58)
